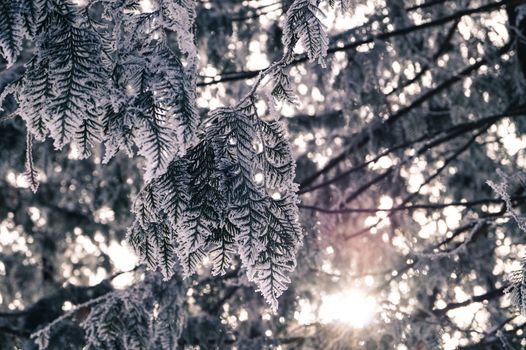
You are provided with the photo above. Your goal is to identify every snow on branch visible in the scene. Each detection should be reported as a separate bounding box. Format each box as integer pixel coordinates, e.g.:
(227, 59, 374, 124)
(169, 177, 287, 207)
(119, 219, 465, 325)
(283, 0, 329, 66)
(2, 0, 332, 316)
(488, 169, 526, 316)
(31, 276, 185, 350)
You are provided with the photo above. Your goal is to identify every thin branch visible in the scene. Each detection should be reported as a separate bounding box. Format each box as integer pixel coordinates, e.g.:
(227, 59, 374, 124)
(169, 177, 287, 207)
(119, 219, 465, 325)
(386, 18, 460, 97)
(343, 127, 489, 240)
(299, 195, 526, 214)
(433, 286, 507, 316)
(414, 220, 487, 259)
(231, 2, 283, 22)
(299, 43, 512, 190)
(299, 107, 526, 194)
(197, 0, 510, 87)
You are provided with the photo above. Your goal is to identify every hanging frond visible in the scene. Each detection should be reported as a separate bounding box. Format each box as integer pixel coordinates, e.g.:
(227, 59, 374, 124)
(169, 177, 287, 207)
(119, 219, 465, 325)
(134, 90, 176, 181)
(283, 0, 329, 65)
(128, 221, 158, 272)
(44, 4, 106, 150)
(256, 118, 296, 190)
(206, 103, 302, 308)
(156, 158, 189, 229)
(151, 45, 199, 154)
(255, 192, 302, 309)
(208, 216, 238, 276)
(82, 289, 151, 350)
(178, 140, 223, 276)
(0, 0, 25, 66)
(34, 0, 54, 34)
(270, 67, 299, 104)
(129, 179, 180, 279)
(19, 0, 39, 37)
(18, 58, 52, 141)
(151, 222, 178, 279)
(102, 104, 136, 162)
(208, 107, 269, 270)
(133, 182, 162, 225)
(76, 106, 103, 159)
(24, 131, 40, 193)
(160, 0, 198, 62)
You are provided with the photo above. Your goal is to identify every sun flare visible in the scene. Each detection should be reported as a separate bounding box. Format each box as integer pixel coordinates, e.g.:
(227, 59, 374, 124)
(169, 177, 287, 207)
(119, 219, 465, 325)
(319, 289, 377, 328)
(294, 289, 377, 327)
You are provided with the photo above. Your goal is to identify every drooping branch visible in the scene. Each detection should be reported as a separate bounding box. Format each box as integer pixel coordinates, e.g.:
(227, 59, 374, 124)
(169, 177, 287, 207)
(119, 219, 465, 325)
(0, 280, 113, 339)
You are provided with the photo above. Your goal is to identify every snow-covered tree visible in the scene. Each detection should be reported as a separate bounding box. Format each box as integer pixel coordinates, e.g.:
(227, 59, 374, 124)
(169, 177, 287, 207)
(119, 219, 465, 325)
(2, 0, 526, 349)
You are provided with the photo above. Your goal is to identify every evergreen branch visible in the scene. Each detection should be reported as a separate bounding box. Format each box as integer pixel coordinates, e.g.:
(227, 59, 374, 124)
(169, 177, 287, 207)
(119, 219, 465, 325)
(24, 131, 39, 193)
(31, 292, 114, 349)
(0, 1, 25, 66)
(197, 0, 510, 87)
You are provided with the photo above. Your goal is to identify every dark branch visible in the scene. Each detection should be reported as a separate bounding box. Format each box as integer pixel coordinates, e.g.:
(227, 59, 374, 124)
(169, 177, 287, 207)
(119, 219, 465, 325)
(299, 43, 513, 190)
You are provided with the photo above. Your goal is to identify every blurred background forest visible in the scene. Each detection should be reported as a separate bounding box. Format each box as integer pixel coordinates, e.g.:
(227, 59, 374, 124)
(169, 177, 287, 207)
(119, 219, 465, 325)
(2, 0, 526, 349)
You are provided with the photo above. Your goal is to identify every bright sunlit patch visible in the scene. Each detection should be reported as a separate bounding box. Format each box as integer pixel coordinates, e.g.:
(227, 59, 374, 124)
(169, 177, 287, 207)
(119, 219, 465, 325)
(107, 241, 139, 288)
(6, 171, 29, 189)
(72, 0, 88, 6)
(95, 206, 115, 224)
(68, 144, 79, 159)
(376, 195, 393, 220)
(496, 119, 526, 156)
(446, 286, 489, 330)
(294, 298, 316, 325)
(62, 300, 73, 311)
(254, 172, 264, 184)
(107, 241, 138, 272)
(140, 0, 154, 12)
(238, 308, 248, 321)
(319, 289, 376, 327)
(246, 40, 270, 70)
(0, 224, 28, 253)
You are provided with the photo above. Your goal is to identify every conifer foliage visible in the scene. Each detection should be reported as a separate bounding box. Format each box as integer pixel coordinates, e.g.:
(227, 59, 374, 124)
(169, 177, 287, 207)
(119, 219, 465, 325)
(488, 171, 526, 316)
(128, 97, 304, 309)
(4, 0, 526, 348)
(0, 0, 334, 347)
(0, 0, 25, 66)
(32, 276, 185, 350)
(283, 0, 329, 65)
